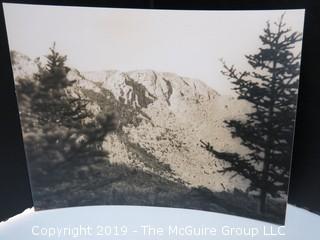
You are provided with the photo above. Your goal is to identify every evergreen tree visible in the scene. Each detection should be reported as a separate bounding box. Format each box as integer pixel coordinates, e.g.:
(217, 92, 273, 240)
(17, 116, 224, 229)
(32, 42, 90, 128)
(201, 15, 302, 213)
(16, 44, 115, 206)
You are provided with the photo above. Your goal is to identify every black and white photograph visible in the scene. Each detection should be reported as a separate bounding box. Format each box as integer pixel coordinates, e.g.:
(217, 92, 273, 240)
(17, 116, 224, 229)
(3, 3, 304, 224)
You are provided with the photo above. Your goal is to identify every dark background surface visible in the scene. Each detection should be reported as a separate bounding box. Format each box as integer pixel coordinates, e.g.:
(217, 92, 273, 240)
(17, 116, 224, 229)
(0, 0, 319, 221)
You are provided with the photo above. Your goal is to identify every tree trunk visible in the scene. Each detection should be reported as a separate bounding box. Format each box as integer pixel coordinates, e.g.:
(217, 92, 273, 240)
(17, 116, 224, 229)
(258, 43, 278, 215)
(259, 154, 269, 214)
(259, 189, 267, 213)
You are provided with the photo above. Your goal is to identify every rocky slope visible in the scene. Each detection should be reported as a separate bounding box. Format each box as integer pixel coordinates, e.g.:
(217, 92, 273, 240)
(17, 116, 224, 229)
(11, 51, 252, 192)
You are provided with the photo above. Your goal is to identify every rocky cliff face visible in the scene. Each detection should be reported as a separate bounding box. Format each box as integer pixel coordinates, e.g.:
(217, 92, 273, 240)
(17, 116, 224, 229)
(12, 51, 252, 192)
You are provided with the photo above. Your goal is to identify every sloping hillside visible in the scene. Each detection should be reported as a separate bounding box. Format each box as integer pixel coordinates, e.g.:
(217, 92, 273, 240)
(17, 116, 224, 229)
(11, 51, 285, 224)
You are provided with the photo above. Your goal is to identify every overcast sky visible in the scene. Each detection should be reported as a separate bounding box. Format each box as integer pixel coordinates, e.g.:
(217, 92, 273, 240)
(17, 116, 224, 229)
(3, 3, 304, 95)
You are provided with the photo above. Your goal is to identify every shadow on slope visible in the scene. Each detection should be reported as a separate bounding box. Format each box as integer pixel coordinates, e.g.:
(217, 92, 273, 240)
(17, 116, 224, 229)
(32, 160, 284, 224)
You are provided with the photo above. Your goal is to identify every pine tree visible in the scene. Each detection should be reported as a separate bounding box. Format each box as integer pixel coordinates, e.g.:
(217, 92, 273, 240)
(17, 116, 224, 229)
(201, 14, 302, 213)
(32, 43, 90, 128)
(17, 44, 115, 206)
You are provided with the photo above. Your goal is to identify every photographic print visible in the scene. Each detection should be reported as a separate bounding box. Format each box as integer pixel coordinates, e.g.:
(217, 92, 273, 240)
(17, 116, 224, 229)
(3, 3, 304, 224)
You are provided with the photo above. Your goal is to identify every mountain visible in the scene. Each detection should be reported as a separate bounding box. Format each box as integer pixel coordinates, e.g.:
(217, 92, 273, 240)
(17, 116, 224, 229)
(11, 51, 252, 192)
